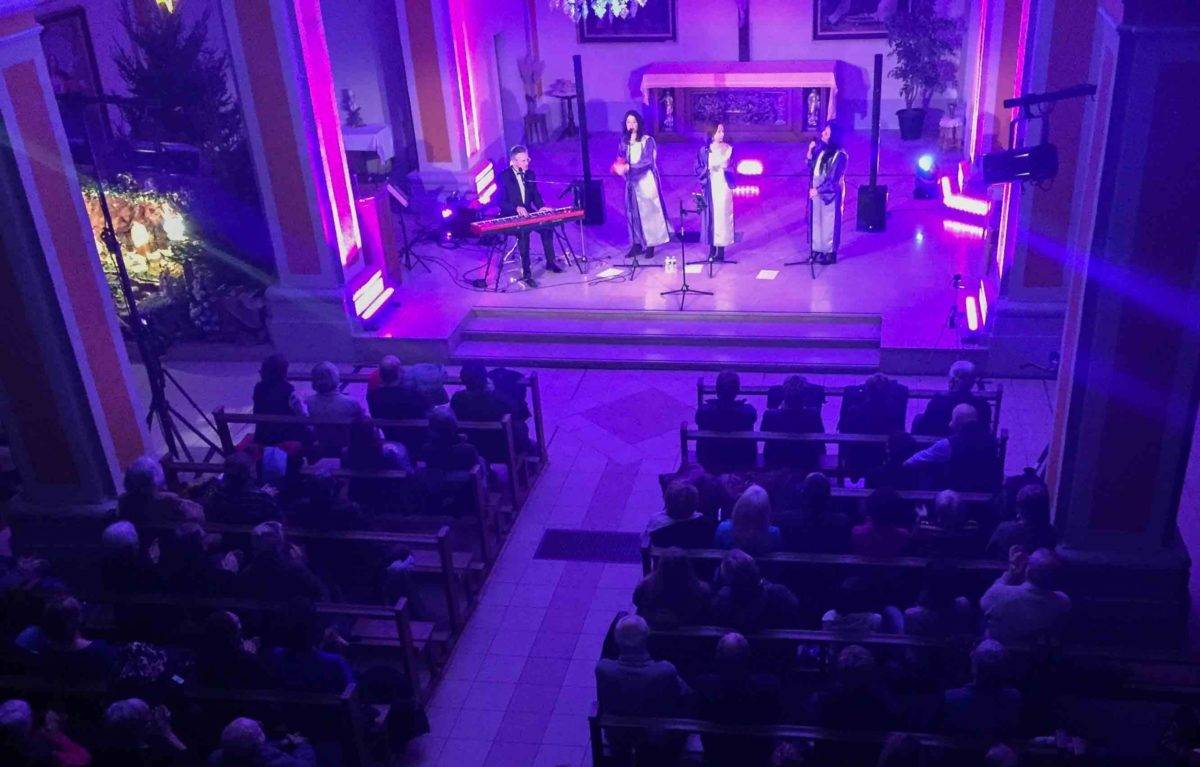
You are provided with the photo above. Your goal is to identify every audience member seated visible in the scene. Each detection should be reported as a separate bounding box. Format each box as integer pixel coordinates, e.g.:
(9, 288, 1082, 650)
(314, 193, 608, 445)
(761, 376, 825, 472)
(304, 362, 365, 455)
(776, 472, 851, 554)
(902, 563, 974, 638)
(865, 433, 920, 490)
(252, 354, 308, 447)
(980, 548, 1071, 644)
(15, 595, 116, 682)
(985, 743, 1020, 767)
(263, 599, 353, 694)
(450, 361, 530, 455)
(874, 734, 921, 767)
(91, 698, 189, 767)
(714, 484, 782, 555)
(987, 483, 1057, 559)
(939, 639, 1022, 741)
(709, 549, 800, 632)
(903, 404, 999, 492)
(693, 632, 782, 766)
(594, 615, 692, 765)
(118, 456, 204, 527)
(341, 416, 411, 512)
(633, 548, 710, 629)
(850, 488, 912, 558)
(0, 698, 91, 767)
(204, 452, 280, 525)
(367, 355, 431, 429)
(157, 522, 236, 596)
(822, 576, 888, 634)
(913, 360, 993, 437)
(771, 742, 811, 767)
(646, 481, 712, 548)
(208, 717, 317, 767)
(695, 370, 758, 473)
(419, 407, 485, 473)
(808, 644, 896, 730)
(837, 374, 909, 479)
(193, 610, 269, 690)
(99, 520, 162, 595)
(236, 522, 329, 603)
(912, 490, 984, 558)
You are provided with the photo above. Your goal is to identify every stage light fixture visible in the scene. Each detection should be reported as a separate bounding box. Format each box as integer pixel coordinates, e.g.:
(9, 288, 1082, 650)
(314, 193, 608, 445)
(735, 159, 763, 176)
(981, 142, 1059, 185)
(914, 153, 938, 199)
(440, 207, 453, 219)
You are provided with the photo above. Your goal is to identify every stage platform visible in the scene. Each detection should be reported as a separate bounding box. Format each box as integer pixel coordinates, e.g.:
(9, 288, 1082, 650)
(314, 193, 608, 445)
(363, 129, 994, 375)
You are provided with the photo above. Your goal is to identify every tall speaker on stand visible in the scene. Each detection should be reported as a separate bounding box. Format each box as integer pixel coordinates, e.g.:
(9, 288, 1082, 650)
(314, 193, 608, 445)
(857, 53, 888, 232)
(573, 55, 605, 225)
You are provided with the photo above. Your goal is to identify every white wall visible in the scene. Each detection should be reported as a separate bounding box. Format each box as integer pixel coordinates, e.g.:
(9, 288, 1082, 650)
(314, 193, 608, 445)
(532, 0, 971, 133)
(321, 0, 390, 125)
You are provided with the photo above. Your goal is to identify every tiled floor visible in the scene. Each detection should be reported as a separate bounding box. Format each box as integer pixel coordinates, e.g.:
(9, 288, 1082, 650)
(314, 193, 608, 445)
(139, 363, 1057, 766)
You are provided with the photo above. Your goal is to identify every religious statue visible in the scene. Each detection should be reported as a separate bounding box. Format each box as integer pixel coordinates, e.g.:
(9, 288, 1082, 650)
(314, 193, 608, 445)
(341, 88, 363, 127)
(806, 89, 821, 131)
(662, 90, 675, 132)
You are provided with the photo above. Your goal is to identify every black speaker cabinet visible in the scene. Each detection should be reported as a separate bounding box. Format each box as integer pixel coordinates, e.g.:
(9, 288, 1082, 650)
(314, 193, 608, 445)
(581, 178, 605, 226)
(857, 185, 888, 232)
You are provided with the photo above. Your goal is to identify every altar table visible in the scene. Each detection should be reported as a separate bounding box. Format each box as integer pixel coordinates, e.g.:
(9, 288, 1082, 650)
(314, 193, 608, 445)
(638, 60, 842, 142)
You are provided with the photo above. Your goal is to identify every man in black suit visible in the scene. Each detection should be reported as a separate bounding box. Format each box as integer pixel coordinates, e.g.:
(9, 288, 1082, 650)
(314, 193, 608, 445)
(498, 145, 563, 288)
(913, 360, 992, 436)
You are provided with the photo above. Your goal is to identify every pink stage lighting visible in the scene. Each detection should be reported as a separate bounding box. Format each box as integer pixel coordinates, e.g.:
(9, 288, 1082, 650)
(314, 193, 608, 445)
(965, 296, 980, 332)
(352, 270, 389, 317)
(978, 281, 989, 325)
(939, 176, 990, 217)
(943, 220, 986, 238)
(735, 159, 763, 176)
(731, 185, 761, 197)
(440, 207, 453, 219)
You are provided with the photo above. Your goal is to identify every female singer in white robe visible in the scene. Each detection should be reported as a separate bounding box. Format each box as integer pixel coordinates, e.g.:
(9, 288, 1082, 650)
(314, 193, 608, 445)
(615, 110, 671, 259)
(696, 123, 734, 261)
(808, 123, 848, 265)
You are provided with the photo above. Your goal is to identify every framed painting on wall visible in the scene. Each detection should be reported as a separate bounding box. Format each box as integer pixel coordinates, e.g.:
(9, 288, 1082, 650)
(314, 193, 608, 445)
(37, 8, 111, 141)
(578, 0, 677, 43)
(812, 0, 907, 40)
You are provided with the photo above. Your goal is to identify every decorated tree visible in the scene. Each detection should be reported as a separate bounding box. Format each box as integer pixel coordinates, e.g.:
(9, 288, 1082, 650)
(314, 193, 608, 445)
(114, 0, 246, 165)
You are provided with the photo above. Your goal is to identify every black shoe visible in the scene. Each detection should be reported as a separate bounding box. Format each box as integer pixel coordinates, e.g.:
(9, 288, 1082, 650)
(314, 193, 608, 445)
(827, 253, 837, 264)
(715, 248, 726, 262)
(624, 246, 642, 259)
(546, 260, 564, 273)
(521, 274, 538, 288)
(645, 247, 656, 259)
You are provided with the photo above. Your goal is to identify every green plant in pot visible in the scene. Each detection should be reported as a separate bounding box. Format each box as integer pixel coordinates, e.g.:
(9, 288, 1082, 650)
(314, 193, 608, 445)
(887, 0, 962, 140)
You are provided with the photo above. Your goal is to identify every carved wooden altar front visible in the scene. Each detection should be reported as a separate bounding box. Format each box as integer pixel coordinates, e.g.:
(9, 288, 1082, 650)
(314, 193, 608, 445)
(638, 60, 842, 142)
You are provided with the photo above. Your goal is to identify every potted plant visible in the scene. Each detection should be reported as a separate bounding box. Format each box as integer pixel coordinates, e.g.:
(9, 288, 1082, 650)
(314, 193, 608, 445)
(887, 0, 962, 140)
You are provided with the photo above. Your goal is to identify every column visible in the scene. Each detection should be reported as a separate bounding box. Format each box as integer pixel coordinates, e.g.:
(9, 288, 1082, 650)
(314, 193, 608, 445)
(1047, 0, 1200, 643)
(0, 7, 148, 508)
(220, 0, 362, 359)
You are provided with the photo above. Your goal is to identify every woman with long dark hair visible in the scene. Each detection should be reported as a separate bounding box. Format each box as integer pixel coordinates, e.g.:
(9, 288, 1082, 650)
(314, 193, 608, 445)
(614, 109, 671, 259)
(806, 122, 848, 264)
(696, 122, 734, 261)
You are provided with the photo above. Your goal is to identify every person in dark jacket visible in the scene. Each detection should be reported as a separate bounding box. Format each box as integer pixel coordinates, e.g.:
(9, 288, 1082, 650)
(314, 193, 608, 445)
(194, 611, 270, 690)
(913, 360, 992, 437)
(252, 354, 308, 447)
(367, 356, 430, 424)
(450, 362, 530, 455)
(987, 483, 1057, 559)
(632, 548, 710, 629)
(777, 472, 851, 554)
(761, 376, 825, 471)
(207, 718, 317, 767)
(694, 632, 782, 766)
(709, 549, 800, 631)
(235, 522, 329, 604)
(696, 370, 757, 473)
(204, 453, 280, 525)
(903, 404, 999, 492)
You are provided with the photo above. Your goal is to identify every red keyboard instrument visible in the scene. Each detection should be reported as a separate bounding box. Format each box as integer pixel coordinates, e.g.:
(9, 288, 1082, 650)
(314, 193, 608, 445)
(470, 206, 584, 236)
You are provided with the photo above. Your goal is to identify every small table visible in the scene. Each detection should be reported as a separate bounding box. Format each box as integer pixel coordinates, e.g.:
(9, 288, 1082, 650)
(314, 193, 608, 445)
(549, 92, 578, 139)
(341, 123, 395, 178)
(939, 116, 964, 153)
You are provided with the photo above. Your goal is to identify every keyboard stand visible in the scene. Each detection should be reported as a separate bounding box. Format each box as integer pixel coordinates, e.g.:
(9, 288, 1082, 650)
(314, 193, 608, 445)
(552, 222, 587, 275)
(481, 235, 520, 292)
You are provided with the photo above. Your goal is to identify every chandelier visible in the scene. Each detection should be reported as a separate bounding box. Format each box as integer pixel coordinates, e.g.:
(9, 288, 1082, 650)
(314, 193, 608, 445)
(550, 0, 648, 22)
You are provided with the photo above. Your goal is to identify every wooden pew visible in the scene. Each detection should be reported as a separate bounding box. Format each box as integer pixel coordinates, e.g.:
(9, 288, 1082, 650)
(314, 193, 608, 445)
(678, 424, 1010, 489)
(641, 545, 1006, 625)
(74, 591, 432, 704)
(588, 709, 1059, 767)
(695, 377, 1005, 437)
(212, 408, 529, 513)
(286, 367, 549, 464)
(139, 517, 470, 633)
(0, 676, 373, 767)
(163, 458, 496, 568)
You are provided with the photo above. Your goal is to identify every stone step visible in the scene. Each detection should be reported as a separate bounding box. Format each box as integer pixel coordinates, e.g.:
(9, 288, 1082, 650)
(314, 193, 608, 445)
(449, 339, 880, 373)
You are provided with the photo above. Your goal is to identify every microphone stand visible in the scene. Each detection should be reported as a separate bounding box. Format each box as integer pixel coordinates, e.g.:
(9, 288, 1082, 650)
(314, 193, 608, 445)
(661, 200, 713, 310)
